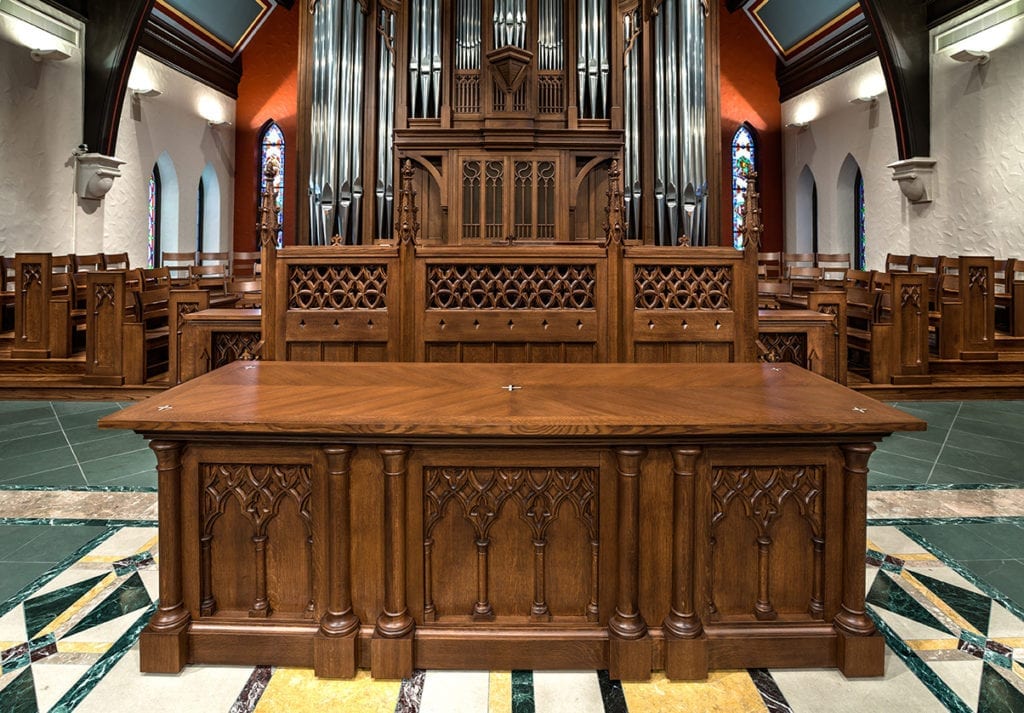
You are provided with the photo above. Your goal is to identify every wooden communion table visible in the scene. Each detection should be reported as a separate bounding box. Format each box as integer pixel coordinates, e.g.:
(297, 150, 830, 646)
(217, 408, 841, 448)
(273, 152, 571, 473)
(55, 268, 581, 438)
(100, 361, 924, 680)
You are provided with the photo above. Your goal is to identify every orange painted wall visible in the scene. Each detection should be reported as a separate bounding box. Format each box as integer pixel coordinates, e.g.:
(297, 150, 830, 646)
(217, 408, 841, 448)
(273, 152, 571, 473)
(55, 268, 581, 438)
(233, 6, 299, 250)
(719, 1, 783, 252)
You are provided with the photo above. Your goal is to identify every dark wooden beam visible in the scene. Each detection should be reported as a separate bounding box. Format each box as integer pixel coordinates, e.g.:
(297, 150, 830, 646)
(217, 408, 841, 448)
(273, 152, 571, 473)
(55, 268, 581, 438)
(777, 20, 877, 102)
(860, 0, 930, 159)
(725, 0, 746, 12)
(139, 13, 242, 98)
(926, 0, 989, 28)
(277, 0, 295, 8)
(35, 0, 86, 21)
(82, 0, 156, 156)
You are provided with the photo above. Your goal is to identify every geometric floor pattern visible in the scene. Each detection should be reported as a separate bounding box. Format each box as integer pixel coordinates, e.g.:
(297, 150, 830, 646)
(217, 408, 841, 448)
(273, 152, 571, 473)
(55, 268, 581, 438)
(1, 524, 1020, 712)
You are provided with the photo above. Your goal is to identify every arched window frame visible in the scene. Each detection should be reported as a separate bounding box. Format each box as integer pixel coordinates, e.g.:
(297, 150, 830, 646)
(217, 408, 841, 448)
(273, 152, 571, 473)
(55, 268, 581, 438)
(731, 123, 757, 249)
(258, 120, 285, 248)
(854, 169, 866, 270)
(149, 165, 161, 269)
(196, 175, 206, 254)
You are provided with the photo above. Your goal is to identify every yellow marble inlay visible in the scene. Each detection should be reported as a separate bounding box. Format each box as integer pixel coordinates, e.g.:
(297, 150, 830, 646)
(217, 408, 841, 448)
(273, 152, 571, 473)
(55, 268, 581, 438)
(900, 570, 978, 636)
(34, 572, 117, 640)
(80, 555, 127, 563)
(907, 639, 960, 652)
(622, 670, 767, 713)
(895, 553, 938, 561)
(57, 641, 112, 654)
(995, 637, 1024, 648)
(254, 668, 401, 713)
(488, 670, 512, 713)
(136, 535, 158, 554)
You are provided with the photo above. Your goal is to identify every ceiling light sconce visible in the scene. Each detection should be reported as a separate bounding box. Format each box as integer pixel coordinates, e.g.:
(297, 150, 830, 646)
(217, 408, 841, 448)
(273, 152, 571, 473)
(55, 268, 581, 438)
(951, 48, 990, 64)
(207, 119, 232, 127)
(30, 47, 70, 62)
(131, 87, 161, 99)
(786, 121, 809, 130)
(850, 94, 879, 106)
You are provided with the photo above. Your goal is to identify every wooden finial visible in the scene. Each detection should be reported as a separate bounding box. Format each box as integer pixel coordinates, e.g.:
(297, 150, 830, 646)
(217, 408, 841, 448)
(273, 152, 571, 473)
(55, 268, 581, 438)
(739, 169, 764, 250)
(603, 159, 627, 246)
(258, 158, 282, 249)
(396, 159, 420, 245)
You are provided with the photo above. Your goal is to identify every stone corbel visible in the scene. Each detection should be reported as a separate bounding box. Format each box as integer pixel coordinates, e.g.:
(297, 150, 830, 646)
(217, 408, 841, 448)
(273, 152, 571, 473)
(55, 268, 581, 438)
(76, 153, 126, 201)
(887, 157, 936, 204)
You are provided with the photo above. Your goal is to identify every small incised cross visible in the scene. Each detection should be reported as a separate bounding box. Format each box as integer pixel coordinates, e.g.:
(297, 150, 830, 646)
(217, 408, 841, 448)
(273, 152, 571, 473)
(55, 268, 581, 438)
(502, 384, 523, 392)
(852, 407, 868, 413)
(157, 405, 173, 412)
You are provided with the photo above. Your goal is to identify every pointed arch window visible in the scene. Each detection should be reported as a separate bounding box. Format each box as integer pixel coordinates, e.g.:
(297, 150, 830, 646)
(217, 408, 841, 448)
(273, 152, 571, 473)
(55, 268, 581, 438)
(148, 165, 161, 269)
(259, 121, 285, 248)
(196, 175, 206, 254)
(854, 169, 865, 269)
(731, 125, 756, 249)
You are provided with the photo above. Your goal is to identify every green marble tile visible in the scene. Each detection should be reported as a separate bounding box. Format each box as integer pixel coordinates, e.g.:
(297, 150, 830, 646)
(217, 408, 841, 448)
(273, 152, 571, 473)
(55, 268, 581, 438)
(3, 525, 107, 564)
(0, 525, 47, 559)
(97, 470, 157, 489)
(868, 470, 920, 488)
(597, 670, 628, 713)
(952, 415, 1024, 448)
(867, 451, 934, 483)
(0, 666, 38, 713)
(56, 407, 121, 431)
(62, 422, 128, 445)
(0, 404, 54, 428)
(23, 573, 107, 639)
(944, 429, 1024, 462)
(961, 559, 1024, 612)
(72, 431, 148, 463)
(909, 524, 1008, 562)
(927, 463, 1017, 488)
(0, 448, 78, 482)
(4, 465, 88, 489)
(0, 562, 53, 607)
(878, 433, 944, 462)
(937, 446, 1021, 483)
(910, 570, 992, 635)
(511, 669, 535, 713)
(80, 448, 157, 485)
(965, 523, 1024, 558)
(0, 417, 60, 444)
(0, 432, 73, 460)
(50, 401, 120, 416)
(978, 662, 1024, 713)
(865, 570, 953, 636)
(897, 401, 962, 428)
(957, 400, 1024, 425)
(64, 572, 151, 638)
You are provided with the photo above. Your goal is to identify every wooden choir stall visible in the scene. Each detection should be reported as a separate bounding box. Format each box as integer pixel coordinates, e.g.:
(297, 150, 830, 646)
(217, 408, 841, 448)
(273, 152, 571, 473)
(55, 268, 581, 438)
(101, 361, 924, 680)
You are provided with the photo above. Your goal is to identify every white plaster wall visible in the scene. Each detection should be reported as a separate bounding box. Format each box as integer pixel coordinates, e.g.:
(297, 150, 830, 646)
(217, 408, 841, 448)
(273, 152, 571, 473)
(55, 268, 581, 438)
(0, 4, 83, 258)
(105, 52, 236, 268)
(782, 58, 905, 271)
(0, 20, 235, 269)
(783, 6, 1024, 269)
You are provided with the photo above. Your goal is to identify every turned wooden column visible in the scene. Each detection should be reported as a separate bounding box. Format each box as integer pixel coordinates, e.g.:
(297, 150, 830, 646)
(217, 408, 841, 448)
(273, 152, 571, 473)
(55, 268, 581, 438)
(608, 446, 651, 681)
(834, 442, 884, 676)
(315, 445, 360, 678)
(373, 445, 415, 678)
(663, 445, 707, 679)
(139, 440, 191, 673)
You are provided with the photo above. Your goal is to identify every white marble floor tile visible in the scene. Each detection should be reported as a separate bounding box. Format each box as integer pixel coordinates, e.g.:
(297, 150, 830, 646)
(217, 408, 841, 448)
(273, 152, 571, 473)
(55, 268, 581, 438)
(74, 646, 254, 713)
(928, 659, 984, 711)
(533, 671, 604, 713)
(867, 526, 931, 555)
(32, 661, 90, 711)
(773, 649, 947, 712)
(419, 670, 490, 713)
(0, 605, 27, 643)
(87, 527, 156, 557)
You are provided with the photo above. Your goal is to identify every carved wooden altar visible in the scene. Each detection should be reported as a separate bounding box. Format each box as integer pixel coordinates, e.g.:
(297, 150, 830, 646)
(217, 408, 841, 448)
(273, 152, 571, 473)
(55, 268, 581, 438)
(101, 361, 924, 681)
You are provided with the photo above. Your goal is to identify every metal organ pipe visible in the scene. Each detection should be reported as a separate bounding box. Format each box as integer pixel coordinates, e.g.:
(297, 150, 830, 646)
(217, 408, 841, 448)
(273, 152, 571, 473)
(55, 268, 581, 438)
(376, 8, 396, 241)
(456, 0, 481, 69)
(623, 9, 641, 238)
(577, 0, 610, 119)
(409, 0, 441, 118)
(653, 0, 707, 246)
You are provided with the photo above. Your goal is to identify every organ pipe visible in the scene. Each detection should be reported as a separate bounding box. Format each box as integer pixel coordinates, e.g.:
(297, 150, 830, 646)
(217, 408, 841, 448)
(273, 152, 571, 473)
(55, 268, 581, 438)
(577, 0, 610, 119)
(376, 8, 396, 241)
(409, 0, 442, 117)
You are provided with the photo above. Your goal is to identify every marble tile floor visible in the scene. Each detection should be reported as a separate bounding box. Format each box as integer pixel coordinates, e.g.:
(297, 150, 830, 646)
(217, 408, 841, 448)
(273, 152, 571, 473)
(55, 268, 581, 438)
(0, 399, 1022, 712)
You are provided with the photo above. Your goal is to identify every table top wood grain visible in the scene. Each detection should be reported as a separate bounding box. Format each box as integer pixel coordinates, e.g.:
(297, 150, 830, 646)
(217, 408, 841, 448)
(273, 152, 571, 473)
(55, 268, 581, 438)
(99, 361, 926, 440)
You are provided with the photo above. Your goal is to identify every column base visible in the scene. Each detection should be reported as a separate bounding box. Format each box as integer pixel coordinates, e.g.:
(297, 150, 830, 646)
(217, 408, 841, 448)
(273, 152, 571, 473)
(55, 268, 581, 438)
(608, 634, 652, 681)
(371, 632, 414, 679)
(836, 629, 885, 677)
(314, 631, 359, 679)
(663, 632, 708, 680)
(139, 623, 189, 674)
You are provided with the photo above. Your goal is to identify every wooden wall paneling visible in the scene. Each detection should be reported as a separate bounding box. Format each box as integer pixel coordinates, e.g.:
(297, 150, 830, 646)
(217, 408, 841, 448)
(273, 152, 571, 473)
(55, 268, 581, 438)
(12, 253, 53, 359)
(84, 270, 127, 385)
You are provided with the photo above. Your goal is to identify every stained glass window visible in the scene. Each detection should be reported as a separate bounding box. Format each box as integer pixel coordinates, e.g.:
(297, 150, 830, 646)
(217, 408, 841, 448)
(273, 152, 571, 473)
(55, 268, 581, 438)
(259, 122, 285, 248)
(855, 169, 865, 270)
(196, 176, 205, 254)
(148, 166, 160, 269)
(731, 125, 755, 249)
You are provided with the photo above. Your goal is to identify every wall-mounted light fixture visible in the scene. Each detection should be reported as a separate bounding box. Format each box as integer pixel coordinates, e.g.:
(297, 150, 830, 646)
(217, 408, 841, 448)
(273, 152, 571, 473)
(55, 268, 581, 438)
(850, 94, 879, 106)
(29, 47, 70, 62)
(785, 121, 809, 130)
(131, 87, 161, 99)
(207, 119, 232, 128)
(950, 48, 991, 64)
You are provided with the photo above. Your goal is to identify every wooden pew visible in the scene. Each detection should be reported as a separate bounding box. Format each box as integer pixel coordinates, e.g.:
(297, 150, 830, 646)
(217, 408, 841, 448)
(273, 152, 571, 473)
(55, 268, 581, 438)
(231, 251, 261, 278)
(162, 251, 196, 286)
(167, 288, 211, 385)
(123, 267, 172, 384)
(84, 270, 131, 386)
(1, 255, 13, 332)
(757, 309, 839, 382)
(11, 253, 55, 358)
(179, 309, 262, 382)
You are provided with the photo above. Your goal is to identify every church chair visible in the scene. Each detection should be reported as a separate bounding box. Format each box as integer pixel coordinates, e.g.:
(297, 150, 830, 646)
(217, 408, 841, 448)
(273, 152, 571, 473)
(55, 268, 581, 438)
(103, 252, 130, 270)
(870, 270, 891, 293)
(72, 253, 105, 272)
(786, 265, 823, 291)
(189, 265, 239, 308)
(231, 251, 261, 278)
(909, 254, 941, 273)
(782, 252, 815, 274)
(198, 251, 231, 270)
(124, 268, 172, 382)
(51, 254, 72, 275)
(815, 253, 850, 287)
(227, 277, 262, 309)
(845, 269, 873, 290)
(48, 271, 88, 357)
(162, 251, 196, 286)
(885, 253, 911, 272)
(757, 279, 791, 310)
(1, 255, 14, 331)
(757, 251, 782, 279)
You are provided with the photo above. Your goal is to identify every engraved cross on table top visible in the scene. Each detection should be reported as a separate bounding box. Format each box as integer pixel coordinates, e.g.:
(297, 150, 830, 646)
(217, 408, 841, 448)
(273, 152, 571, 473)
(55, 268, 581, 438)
(502, 384, 523, 392)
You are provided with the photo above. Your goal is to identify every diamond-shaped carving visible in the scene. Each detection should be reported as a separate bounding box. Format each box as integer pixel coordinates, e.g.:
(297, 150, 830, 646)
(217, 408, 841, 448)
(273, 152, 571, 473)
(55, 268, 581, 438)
(486, 46, 533, 94)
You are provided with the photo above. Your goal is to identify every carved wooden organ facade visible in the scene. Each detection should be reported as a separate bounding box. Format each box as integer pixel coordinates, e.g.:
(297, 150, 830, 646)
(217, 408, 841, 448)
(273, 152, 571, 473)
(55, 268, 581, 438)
(300, 0, 718, 247)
